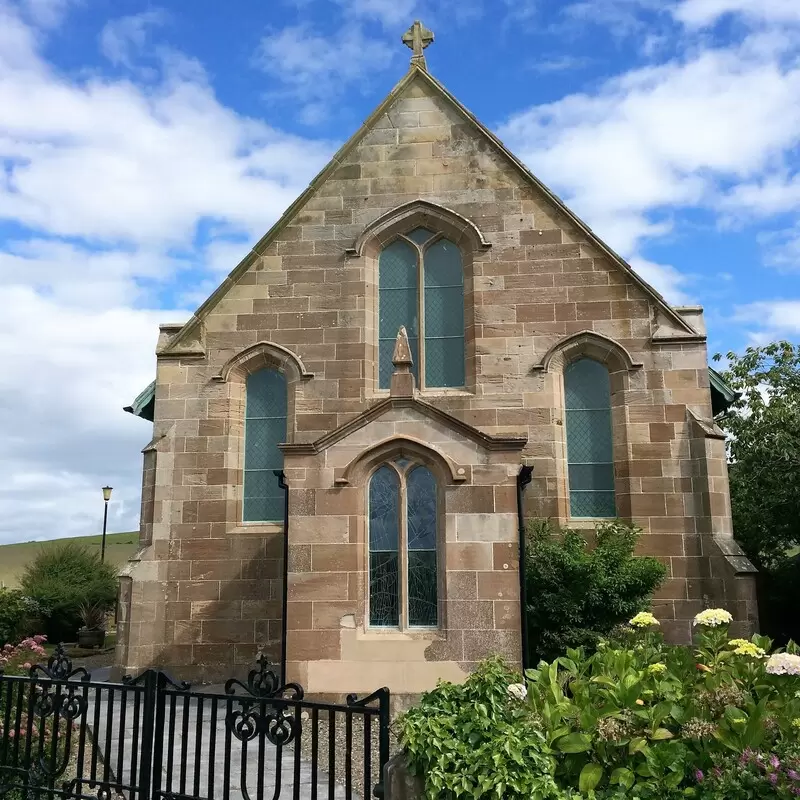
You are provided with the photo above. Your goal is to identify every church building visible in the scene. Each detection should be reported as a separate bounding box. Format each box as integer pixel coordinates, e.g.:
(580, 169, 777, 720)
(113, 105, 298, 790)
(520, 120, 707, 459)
(117, 22, 757, 695)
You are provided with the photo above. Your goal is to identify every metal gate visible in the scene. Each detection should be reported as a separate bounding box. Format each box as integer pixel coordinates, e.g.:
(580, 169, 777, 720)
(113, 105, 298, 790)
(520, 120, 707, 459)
(0, 645, 390, 800)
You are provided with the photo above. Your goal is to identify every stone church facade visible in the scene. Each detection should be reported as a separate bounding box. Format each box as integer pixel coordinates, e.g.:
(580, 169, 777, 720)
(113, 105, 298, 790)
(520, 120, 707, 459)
(116, 23, 757, 695)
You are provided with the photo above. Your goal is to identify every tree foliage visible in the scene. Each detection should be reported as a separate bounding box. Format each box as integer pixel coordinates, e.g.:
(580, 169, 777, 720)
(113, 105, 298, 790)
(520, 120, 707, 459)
(20, 541, 118, 642)
(524, 520, 666, 663)
(714, 341, 800, 569)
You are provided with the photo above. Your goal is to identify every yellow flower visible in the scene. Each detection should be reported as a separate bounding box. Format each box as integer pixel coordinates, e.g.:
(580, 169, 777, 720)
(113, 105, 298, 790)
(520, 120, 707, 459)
(732, 642, 766, 659)
(630, 612, 660, 628)
(728, 638, 750, 648)
(792, 718, 800, 729)
(648, 662, 667, 675)
(635, 699, 645, 706)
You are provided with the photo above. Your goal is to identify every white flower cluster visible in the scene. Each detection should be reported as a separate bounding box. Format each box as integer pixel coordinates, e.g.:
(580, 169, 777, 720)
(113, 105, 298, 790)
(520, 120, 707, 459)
(765, 653, 800, 676)
(692, 608, 733, 628)
(507, 683, 528, 701)
(629, 612, 660, 628)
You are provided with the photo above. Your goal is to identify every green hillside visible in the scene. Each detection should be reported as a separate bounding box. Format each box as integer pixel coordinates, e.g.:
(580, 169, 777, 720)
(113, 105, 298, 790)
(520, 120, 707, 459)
(0, 532, 139, 589)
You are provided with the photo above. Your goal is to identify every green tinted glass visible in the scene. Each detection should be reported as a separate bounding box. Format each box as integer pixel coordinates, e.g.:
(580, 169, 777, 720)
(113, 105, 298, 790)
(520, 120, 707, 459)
(243, 369, 287, 522)
(565, 359, 616, 518)
(379, 240, 418, 389)
(423, 240, 464, 388)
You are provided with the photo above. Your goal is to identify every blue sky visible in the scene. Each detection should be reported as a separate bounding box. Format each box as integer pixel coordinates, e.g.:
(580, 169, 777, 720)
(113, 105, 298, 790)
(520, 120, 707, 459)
(0, 0, 798, 544)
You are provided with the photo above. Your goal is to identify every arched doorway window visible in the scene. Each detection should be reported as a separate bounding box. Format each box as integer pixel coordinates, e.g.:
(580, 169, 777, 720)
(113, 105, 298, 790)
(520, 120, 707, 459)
(368, 458, 439, 628)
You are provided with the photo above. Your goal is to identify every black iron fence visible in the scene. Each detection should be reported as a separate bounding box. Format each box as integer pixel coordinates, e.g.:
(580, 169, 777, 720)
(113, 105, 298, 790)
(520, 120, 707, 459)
(0, 646, 390, 800)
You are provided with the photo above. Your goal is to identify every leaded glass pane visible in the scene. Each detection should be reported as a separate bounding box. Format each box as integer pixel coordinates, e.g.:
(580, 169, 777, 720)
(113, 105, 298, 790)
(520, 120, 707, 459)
(407, 467, 437, 551)
(369, 466, 400, 626)
(369, 466, 400, 552)
(243, 369, 287, 522)
(379, 240, 419, 389)
(408, 551, 437, 627)
(565, 358, 612, 409)
(570, 492, 617, 518)
(565, 358, 616, 518)
(565, 409, 613, 463)
(407, 466, 438, 627)
(407, 228, 435, 246)
(424, 239, 464, 388)
(370, 552, 399, 627)
(423, 338, 465, 391)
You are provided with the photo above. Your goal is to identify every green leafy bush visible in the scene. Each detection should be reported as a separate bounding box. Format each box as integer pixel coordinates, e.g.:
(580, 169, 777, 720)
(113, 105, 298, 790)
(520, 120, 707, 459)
(398, 611, 800, 799)
(399, 657, 572, 799)
(524, 520, 666, 662)
(0, 589, 45, 646)
(20, 542, 118, 642)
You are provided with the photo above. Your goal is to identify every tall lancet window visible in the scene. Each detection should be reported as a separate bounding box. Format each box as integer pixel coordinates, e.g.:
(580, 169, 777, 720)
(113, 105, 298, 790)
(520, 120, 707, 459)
(368, 458, 439, 628)
(243, 368, 287, 522)
(378, 229, 465, 390)
(564, 358, 616, 518)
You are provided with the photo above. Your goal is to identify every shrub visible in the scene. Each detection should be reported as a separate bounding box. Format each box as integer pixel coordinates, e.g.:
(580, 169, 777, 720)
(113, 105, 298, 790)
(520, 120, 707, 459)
(524, 519, 666, 663)
(0, 589, 45, 646)
(398, 657, 571, 799)
(20, 542, 118, 643)
(399, 613, 800, 798)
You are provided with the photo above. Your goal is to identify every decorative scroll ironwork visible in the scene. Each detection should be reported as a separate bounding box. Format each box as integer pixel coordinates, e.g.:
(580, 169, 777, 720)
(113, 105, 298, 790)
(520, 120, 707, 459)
(1, 653, 390, 800)
(31, 642, 90, 681)
(224, 653, 303, 701)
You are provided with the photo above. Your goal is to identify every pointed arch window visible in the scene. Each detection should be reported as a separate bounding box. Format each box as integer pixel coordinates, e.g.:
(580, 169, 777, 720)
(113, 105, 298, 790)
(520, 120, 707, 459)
(378, 228, 465, 390)
(368, 459, 439, 628)
(243, 368, 287, 522)
(564, 358, 616, 518)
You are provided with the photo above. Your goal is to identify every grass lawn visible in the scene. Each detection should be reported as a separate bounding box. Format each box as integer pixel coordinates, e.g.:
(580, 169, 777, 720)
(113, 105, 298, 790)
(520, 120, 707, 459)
(0, 532, 139, 588)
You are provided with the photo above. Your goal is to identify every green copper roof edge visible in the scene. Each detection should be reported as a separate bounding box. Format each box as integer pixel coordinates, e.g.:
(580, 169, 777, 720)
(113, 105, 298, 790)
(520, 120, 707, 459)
(124, 380, 156, 419)
(709, 367, 737, 404)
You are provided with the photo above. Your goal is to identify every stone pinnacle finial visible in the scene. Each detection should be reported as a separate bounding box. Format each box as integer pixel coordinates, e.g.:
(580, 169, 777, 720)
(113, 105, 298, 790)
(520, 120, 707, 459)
(390, 326, 415, 397)
(402, 20, 434, 70)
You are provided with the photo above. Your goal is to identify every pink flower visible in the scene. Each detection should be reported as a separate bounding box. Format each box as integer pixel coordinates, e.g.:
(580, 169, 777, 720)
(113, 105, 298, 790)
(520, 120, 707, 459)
(33, 635, 46, 644)
(22, 662, 31, 670)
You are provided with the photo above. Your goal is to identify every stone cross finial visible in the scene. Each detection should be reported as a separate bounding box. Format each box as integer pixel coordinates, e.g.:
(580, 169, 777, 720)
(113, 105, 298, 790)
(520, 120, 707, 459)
(390, 326, 415, 397)
(402, 20, 434, 70)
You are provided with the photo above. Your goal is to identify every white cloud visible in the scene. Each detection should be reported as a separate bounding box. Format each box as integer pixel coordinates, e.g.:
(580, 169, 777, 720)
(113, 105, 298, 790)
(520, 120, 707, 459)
(674, 0, 800, 28)
(498, 33, 800, 280)
(628, 256, 695, 305)
(0, 4, 334, 543)
(758, 227, 800, 271)
(336, 0, 418, 27)
(720, 175, 800, 217)
(254, 23, 395, 122)
(733, 300, 800, 344)
(19, 0, 76, 28)
(99, 10, 166, 68)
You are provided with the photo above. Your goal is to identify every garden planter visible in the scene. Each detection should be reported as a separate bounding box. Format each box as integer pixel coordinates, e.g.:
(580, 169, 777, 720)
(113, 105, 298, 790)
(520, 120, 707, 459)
(77, 628, 105, 649)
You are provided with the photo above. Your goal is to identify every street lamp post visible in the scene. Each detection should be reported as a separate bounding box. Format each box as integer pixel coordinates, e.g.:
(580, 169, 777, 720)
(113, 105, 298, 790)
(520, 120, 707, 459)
(101, 486, 113, 563)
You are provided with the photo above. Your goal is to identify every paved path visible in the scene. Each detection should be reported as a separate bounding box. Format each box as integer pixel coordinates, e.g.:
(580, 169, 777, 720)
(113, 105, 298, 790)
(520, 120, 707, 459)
(86, 687, 359, 800)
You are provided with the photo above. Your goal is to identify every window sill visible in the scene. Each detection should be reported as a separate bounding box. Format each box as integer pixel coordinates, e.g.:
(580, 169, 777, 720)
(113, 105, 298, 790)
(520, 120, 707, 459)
(566, 517, 620, 529)
(359, 628, 441, 640)
(229, 522, 285, 535)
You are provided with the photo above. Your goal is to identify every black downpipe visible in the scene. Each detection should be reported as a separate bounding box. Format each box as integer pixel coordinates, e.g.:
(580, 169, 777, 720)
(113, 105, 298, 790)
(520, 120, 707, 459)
(274, 469, 289, 682)
(516, 465, 534, 671)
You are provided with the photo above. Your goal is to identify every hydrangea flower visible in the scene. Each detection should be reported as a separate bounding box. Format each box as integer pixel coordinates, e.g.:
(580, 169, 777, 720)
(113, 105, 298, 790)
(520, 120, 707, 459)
(648, 662, 667, 675)
(506, 683, 527, 701)
(629, 612, 660, 628)
(766, 653, 800, 676)
(732, 642, 766, 658)
(693, 608, 733, 627)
